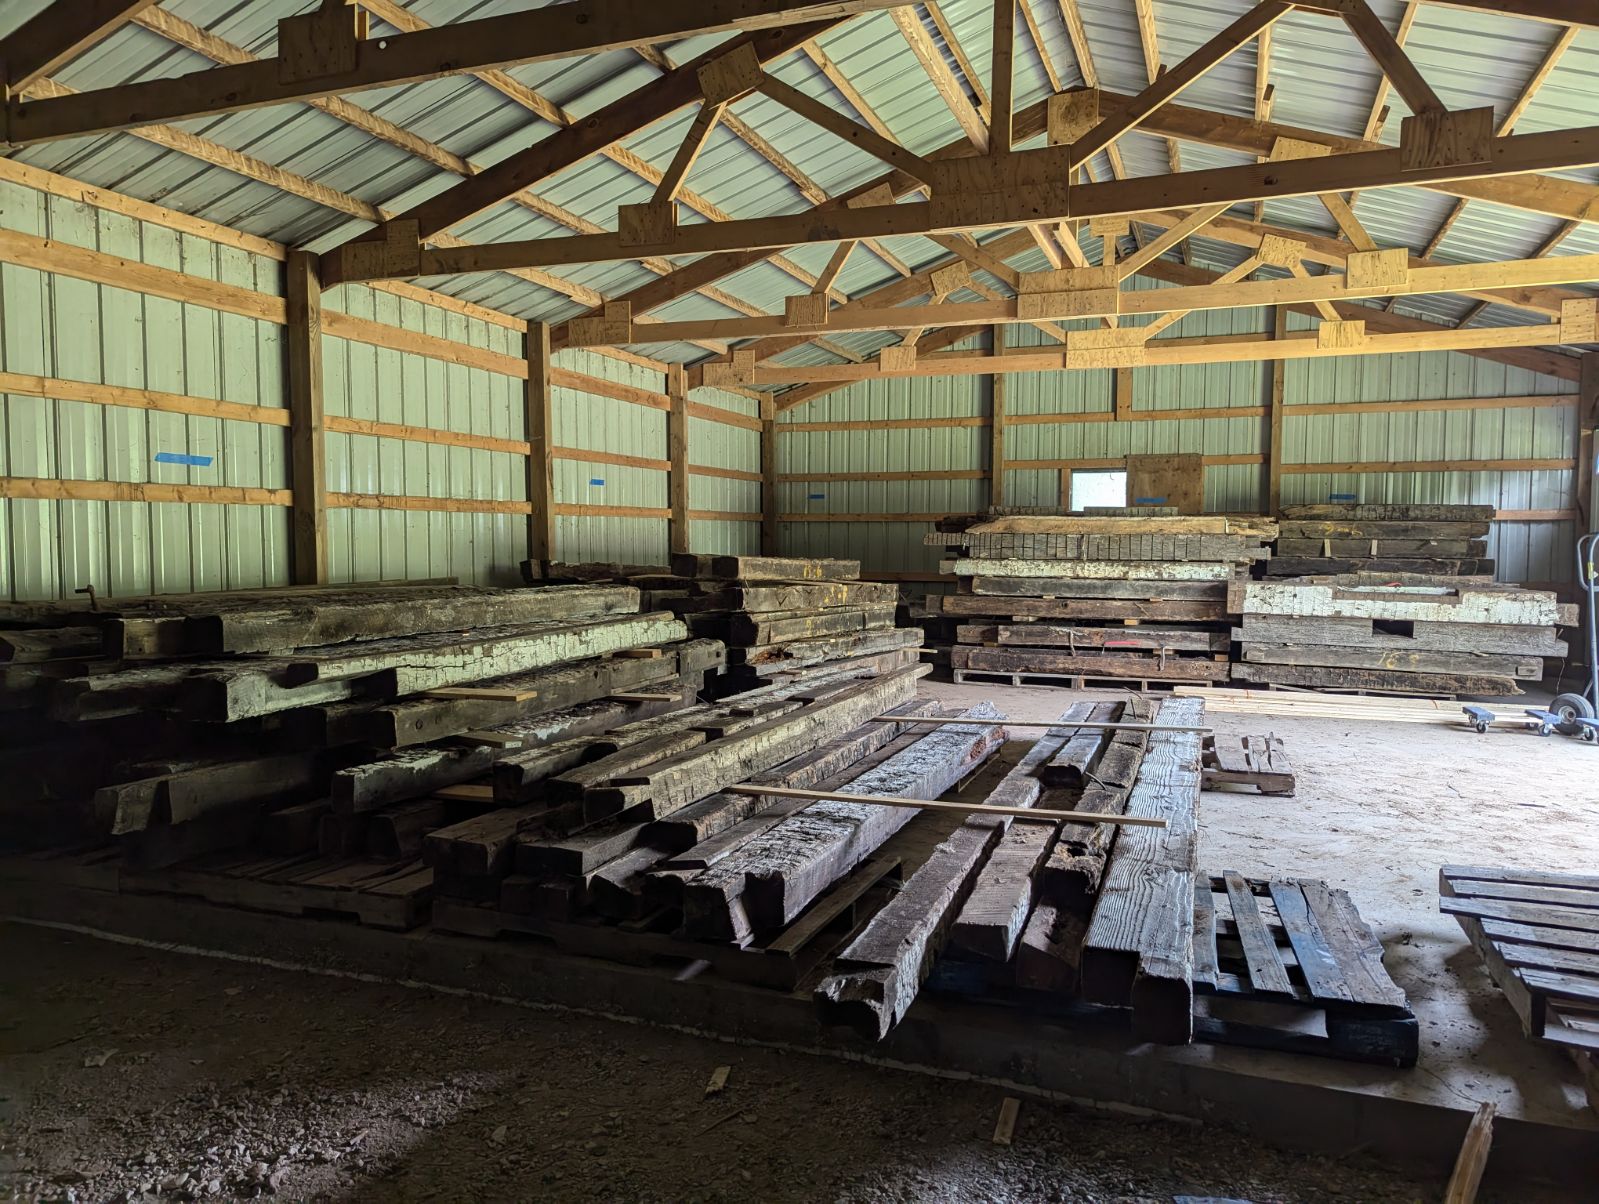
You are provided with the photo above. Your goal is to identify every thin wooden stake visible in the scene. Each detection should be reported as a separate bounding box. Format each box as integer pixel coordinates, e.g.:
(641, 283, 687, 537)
(724, 784, 1168, 828)
(1444, 1101, 1496, 1204)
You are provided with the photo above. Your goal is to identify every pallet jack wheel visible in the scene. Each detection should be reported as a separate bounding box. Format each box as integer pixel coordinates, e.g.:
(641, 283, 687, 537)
(1551, 692, 1596, 736)
(1472, 719, 1489, 734)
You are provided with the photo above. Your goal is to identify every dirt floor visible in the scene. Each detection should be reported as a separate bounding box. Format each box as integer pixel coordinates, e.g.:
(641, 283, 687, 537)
(0, 924, 1496, 1204)
(3, 680, 1597, 1202)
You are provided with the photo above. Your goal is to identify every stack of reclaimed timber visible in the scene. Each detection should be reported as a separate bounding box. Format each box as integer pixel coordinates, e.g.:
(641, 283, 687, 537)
(665, 554, 922, 697)
(817, 696, 1205, 1043)
(926, 515, 1275, 689)
(0, 583, 728, 881)
(1231, 574, 1572, 697)
(1270, 503, 1495, 577)
(427, 663, 987, 945)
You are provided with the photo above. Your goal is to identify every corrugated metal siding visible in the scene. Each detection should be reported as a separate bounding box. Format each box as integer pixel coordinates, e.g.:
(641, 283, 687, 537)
(322, 282, 524, 586)
(0, 174, 290, 600)
(688, 384, 761, 555)
(775, 291, 1580, 585)
(1280, 312, 1580, 585)
(551, 347, 667, 566)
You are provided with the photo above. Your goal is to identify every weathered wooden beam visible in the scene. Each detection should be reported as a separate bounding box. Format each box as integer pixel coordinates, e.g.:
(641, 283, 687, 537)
(3, 3, 902, 147)
(760, 396, 779, 555)
(0, 0, 156, 94)
(285, 250, 327, 586)
(667, 364, 690, 555)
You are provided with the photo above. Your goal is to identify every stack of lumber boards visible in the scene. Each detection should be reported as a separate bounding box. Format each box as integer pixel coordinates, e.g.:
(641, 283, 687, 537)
(925, 515, 1274, 688)
(0, 582, 729, 869)
(1231, 574, 1572, 697)
(664, 554, 921, 697)
(1440, 865, 1599, 1113)
(1270, 504, 1495, 577)
(817, 696, 1205, 1044)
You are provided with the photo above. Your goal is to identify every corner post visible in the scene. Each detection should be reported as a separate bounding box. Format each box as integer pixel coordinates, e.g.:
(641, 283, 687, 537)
(668, 364, 690, 555)
(1578, 351, 1598, 534)
(286, 249, 327, 584)
(526, 320, 555, 566)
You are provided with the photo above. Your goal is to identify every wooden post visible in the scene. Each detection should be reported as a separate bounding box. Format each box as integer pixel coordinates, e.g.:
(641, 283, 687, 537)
(1577, 352, 1598, 535)
(760, 395, 778, 555)
(1267, 305, 1287, 516)
(991, 333, 1006, 509)
(1113, 366, 1132, 422)
(667, 363, 690, 555)
(285, 249, 327, 585)
(1059, 467, 1073, 512)
(525, 320, 555, 565)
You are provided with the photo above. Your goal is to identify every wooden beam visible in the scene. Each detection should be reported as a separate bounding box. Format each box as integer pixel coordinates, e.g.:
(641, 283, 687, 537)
(758, 323, 1577, 395)
(1133, 0, 1186, 238)
(389, 126, 1599, 281)
(1066, 1, 1291, 171)
(1268, 307, 1286, 514)
(991, 340, 1007, 508)
(286, 251, 328, 586)
(1117, 89, 1599, 224)
(526, 322, 556, 565)
(572, 250, 1599, 344)
(668, 365, 690, 555)
(320, 21, 837, 272)
(0, 0, 155, 95)
(761, 396, 779, 555)
(757, 74, 935, 181)
(3, 2, 904, 147)
(1334, 0, 1444, 116)
(1579, 352, 1599, 531)
(990, 0, 1017, 155)
(891, 6, 989, 151)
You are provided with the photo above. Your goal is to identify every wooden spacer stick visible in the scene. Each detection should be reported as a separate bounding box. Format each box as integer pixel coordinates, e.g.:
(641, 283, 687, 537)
(725, 783, 1168, 827)
(866, 714, 1210, 733)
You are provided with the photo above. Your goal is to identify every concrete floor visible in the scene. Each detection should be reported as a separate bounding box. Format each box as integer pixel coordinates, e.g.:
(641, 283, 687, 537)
(924, 679, 1599, 1139)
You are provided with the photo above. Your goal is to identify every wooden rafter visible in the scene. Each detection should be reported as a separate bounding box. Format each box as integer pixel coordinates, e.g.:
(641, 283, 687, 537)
(1253, 26, 1275, 224)
(1333, 0, 1444, 116)
(0, 1, 909, 146)
(1398, 21, 1578, 309)
(568, 250, 1599, 345)
(891, 5, 990, 151)
(0, 0, 155, 95)
(1135, 206, 1584, 320)
(1456, 219, 1582, 328)
(355, 124, 1599, 282)
(1133, 0, 1187, 241)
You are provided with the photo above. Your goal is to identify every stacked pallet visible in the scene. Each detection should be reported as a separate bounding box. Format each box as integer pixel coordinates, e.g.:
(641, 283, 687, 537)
(925, 515, 1275, 689)
(1231, 574, 1572, 697)
(0, 583, 727, 885)
(667, 554, 922, 697)
(1270, 503, 1495, 577)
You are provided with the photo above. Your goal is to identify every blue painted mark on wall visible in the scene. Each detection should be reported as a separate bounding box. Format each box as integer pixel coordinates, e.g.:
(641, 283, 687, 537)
(589, 478, 605, 486)
(808, 493, 826, 500)
(1133, 496, 1165, 505)
(154, 452, 213, 467)
(1329, 492, 1357, 501)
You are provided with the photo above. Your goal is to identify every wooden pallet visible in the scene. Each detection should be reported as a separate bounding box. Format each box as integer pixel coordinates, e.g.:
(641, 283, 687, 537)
(1440, 864, 1599, 1058)
(952, 669, 1214, 692)
(1194, 872, 1416, 1065)
(432, 849, 904, 992)
(1201, 734, 1295, 796)
(120, 851, 434, 931)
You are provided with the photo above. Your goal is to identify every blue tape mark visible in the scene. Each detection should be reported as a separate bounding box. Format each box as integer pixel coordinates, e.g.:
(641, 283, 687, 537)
(589, 478, 605, 486)
(1133, 496, 1165, 505)
(1329, 492, 1357, 501)
(154, 452, 213, 467)
(808, 492, 826, 500)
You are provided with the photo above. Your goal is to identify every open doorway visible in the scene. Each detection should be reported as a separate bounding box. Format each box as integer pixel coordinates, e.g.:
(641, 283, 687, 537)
(1069, 468, 1127, 512)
